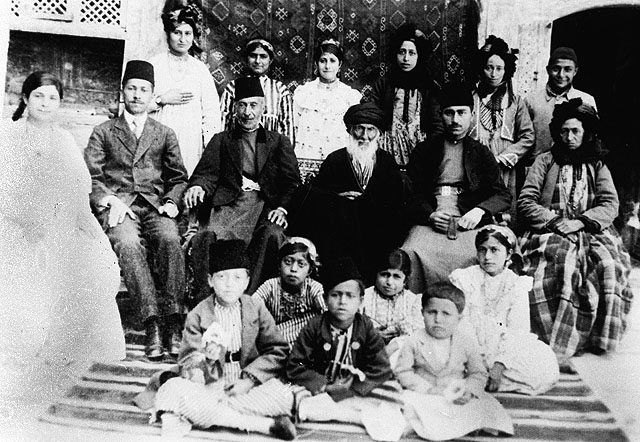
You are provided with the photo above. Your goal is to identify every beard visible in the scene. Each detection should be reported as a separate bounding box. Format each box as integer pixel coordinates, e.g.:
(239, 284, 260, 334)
(346, 134, 379, 188)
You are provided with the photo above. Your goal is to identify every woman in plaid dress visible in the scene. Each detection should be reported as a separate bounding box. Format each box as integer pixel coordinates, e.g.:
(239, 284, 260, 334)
(517, 99, 633, 366)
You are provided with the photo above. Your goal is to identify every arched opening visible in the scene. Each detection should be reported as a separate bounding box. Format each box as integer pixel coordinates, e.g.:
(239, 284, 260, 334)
(552, 6, 640, 254)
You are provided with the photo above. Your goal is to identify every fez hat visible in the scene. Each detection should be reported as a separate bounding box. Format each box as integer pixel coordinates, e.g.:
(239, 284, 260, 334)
(122, 60, 154, 86)
(438, 82, 474, 109)
(208, 239, 250, 274)
(234, 77, 265, 101)
(321, 256, 363, 294)
(549, 47, 578, 65)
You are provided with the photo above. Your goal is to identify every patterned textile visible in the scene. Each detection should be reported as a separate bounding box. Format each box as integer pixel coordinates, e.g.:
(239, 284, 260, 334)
(252, 277, 326, 346)
(381, 88, 426, 166)
(519, 171, 634, 358)
(199, 1, 479, 96)
(212, 301, 242, 384)
(219, 75, 295, 144)
(361, 287, 423, 335)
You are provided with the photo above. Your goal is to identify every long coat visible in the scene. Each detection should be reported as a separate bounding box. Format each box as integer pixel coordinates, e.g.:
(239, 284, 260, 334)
(406, 134, 511, 225)
(188, 126, 300, 223)
(287, 312, 392, 396)
(84, 115, 188, 210)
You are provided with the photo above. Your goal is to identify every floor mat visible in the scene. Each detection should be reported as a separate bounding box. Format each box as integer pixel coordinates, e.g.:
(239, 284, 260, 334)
(41, 334, 630, 442)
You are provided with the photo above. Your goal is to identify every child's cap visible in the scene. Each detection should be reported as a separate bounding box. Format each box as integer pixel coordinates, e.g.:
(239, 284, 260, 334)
(548, 46, 578, 66)
(321, 256, 362, 294)
(208, 239, 250, 274)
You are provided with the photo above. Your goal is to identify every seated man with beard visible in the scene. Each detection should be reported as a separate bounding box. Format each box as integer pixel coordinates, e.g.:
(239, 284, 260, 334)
(289, 102, 404, 283)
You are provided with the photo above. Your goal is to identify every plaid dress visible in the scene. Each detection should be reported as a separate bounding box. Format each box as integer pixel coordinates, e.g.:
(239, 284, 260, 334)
(519, 161, 633, 359)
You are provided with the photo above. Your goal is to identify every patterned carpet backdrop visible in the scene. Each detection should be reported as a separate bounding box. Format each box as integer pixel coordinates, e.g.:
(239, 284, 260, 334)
(196, 0, 480, 97)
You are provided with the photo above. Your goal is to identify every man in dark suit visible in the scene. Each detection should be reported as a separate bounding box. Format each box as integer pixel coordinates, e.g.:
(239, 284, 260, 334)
(85, 60, 188, 361)
(402, 82, 511, 293)
(184, 77, 300, 296)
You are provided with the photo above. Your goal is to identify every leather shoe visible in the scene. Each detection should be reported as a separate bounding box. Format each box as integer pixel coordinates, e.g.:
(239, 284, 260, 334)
(145, 317, 164, 362)
(164, 315, 184, 358)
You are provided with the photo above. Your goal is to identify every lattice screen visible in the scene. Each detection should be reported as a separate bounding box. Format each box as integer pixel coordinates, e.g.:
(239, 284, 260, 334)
(80, 0, 122, 26)
(11, 0, 122, 27)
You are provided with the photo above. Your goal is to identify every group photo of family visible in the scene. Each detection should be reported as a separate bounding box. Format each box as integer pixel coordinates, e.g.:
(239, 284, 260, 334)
(0, 0, 638, 441)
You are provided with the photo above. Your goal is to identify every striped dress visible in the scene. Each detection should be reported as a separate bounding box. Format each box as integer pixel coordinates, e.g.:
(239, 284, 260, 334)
(253, 277, 325, 346)
(219, 74, 295, 144)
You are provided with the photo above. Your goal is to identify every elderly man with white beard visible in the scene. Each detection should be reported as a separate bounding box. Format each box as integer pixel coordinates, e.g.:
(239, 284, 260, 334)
(289, 102, 405, 284)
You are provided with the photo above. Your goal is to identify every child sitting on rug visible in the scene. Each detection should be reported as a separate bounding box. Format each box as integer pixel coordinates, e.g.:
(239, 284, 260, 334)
(449, 225, 559, 395)
(253, 237, 326, 346)
(151, 239, 297, 440)
(362, 249, 423, 344)
(394, 283, 513, 440)
(286, 257, 406, 440)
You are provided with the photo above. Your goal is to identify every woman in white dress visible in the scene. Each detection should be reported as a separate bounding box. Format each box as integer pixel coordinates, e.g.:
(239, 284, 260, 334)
(0, 72, 126, 419)
(293, 39, 361, 181)
(149, 4, 220, 176)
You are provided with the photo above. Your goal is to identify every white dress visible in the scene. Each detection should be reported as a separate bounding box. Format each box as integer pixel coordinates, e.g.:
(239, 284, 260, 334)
(450, 265, 559, 395)
(0, 119, 126, 414)
(149, 51, 221, 176)
(293, 78, 361, 180)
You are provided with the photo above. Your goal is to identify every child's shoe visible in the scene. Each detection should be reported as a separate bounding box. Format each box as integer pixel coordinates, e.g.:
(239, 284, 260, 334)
(160, 412, 192, 438)
(269, 415, 297, 440)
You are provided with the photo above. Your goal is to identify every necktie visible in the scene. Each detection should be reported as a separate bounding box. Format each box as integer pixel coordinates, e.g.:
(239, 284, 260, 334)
(132, 119, 142, 139)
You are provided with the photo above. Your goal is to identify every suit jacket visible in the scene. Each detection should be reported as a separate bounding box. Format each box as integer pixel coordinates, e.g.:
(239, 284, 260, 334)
(394, 327, 487, 398)
(406, 134, 511, 225)
(188, 126, 300, 221)
(286, 312, 392, 396)
(179, 294, 289, 383)
(85, 115, 188, 210)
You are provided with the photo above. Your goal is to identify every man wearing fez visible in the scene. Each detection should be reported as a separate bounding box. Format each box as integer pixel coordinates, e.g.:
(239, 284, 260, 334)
(184, 77, 300, 296)
(402, 83, 511, 293)
(289, 102, 404, 283)
(85, 60, 189, 362)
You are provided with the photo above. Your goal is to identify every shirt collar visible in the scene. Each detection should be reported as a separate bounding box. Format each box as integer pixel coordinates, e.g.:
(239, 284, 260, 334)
(123, 109, 148, 127)
(545, 83, 576, 102)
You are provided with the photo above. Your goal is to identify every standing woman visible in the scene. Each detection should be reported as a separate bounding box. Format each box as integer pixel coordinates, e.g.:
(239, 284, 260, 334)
(366, 23, 442, 168)
(0, 72, 125, 416)
(518, 99, 633, 366)
(220, 38, 295, 145)
(470, 36, 534, 215)
(293, 39, 361, 180)
(149, 3, 220, 176)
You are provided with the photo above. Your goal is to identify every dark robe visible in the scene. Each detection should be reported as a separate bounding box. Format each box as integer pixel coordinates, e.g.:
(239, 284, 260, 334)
(289, 148, 404, 283)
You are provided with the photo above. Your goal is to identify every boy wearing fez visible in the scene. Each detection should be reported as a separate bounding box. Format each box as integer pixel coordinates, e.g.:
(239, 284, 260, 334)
(151, 239, 298, 439)
(287, 257, 405, 439)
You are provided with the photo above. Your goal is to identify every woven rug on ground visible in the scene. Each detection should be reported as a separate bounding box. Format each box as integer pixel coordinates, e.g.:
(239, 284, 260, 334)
(40, 332, 630, 442)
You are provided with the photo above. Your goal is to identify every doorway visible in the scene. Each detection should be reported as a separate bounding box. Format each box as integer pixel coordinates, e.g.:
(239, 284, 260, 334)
(552, 6, 640, 253)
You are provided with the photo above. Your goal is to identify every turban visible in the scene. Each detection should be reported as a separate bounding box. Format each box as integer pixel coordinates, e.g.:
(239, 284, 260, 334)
(122, 60, 154, 86)
(343, 102, 385, 130)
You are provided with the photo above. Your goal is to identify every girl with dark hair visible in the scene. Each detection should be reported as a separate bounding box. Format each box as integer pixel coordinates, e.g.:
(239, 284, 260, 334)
(148, 2, 220, 175)
(450, 225, 558, 395)
(470, 35, 534, 213)
(518, 99, 633, 366)
(252, 237, 326, 346)
(219, 37, 295, 144)
(362, 249, 423, 345)
(0, 72, 125, 411)
(293, 39, 362, 181)
(365, 23, 442, 167)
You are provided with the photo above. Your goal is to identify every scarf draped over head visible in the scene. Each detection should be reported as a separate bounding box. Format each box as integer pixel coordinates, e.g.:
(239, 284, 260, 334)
(549, 98, 606, 165)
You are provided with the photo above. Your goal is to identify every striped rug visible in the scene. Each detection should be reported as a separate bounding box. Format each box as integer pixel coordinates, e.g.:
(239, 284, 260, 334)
(41, 334, 629, 442)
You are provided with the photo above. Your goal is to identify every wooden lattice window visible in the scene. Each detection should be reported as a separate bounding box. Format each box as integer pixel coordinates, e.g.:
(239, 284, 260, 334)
(80, 0, 121, 26)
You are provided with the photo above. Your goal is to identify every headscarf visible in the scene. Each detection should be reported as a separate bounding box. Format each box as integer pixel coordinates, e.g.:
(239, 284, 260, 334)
(161, 4, 203, 54)
(549, 98, 606, 165)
